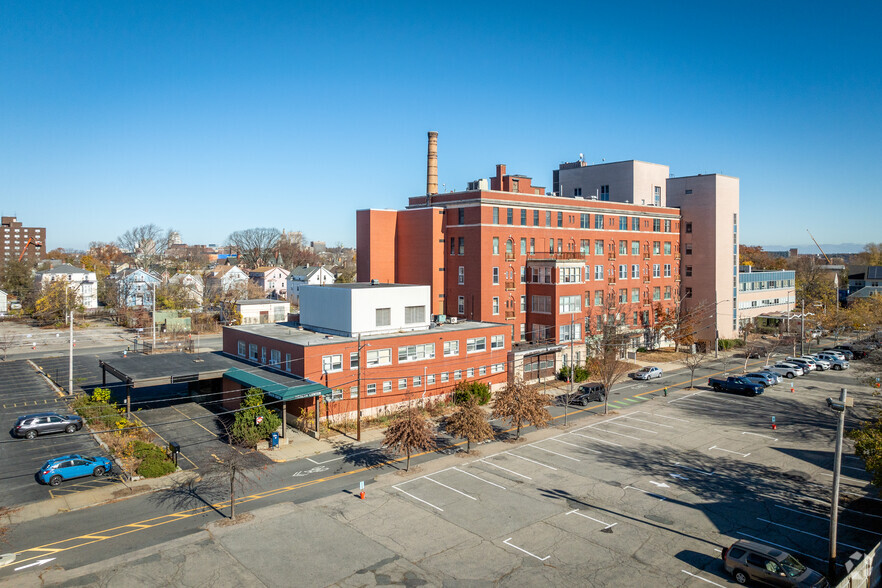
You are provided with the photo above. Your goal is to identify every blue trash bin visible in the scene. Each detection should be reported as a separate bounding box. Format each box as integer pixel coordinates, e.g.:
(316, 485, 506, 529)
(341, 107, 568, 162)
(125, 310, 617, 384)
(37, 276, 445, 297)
(270, 432, 279, 449)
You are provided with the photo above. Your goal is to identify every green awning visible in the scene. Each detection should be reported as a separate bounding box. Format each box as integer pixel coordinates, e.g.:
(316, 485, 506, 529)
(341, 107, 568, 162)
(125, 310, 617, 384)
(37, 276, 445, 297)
(224, 368, 331, 401)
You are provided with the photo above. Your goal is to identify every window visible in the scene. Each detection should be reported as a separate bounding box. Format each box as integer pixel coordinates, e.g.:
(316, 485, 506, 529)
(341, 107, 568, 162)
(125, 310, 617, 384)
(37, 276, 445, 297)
(619, 240, 627, 255)
(454, 370, 462, 380)
(560, 267, 579, 283)
(458, 237, 464, 255)
(441, 372, 449, 383)
(237, 341, 246, 357)
(444, 340, 459, 356)
(653, 287, 661, 301)
(580, 239, 589, 255)
(398, 343, 435, 362)
(548, 238, 553, 253)
(685, 222, 692, 233)
(376, 307, 391, 327)
(664, 219, 671, 232)
(506, 239, 513, 258)
(520, 238, 526, 255)
(531, 295, 551, 313)
(413, 376, 422, 388)
(619, 289, 627, 303)
(520, 295, 526, 312)
(492, 363, 505, 374)
(366, 348, 392, 366)
(529, 238, 535, 254)
(330, 388, 344, 401)
(559, 295, 580, 313)
(619, 216, 627, 230)
(285, 353, 292, 372)
(457, 208, 465, 224)
(580, 213, 589, 228)
(466, 337, 486, 353)
(685, 265, 693, 277)
(350, 386, 359, 398)
(492, 267, 499, 284)
(654, 186, 661, 206)
(404, 305, 425, 324)
(685, 287, 692, 298)
(467, 367, 474, 378)
(450, 237, 455, 255)
(653, 264, 661, 278)
(653, 241, 661, 254)
(533, 210, 539, 225)
(559, 323, 581, 342)
(632, 264, 640, 278)
(600, 185, 609, 200)
(664, 285, 672, 300)
(398, 378, 407, 390)
(685, 243, 692, 255)
(492, 297, 499, 314)
(322, 354, 343, 373)
(594, 214, 604, 229)
(248, 344, 258, 361)
(492, 237, 499, 255)
(619, 265, 627, 279)
(594, 265, 604, 280)
(594, 290, 603, 306)
(632, 217, 640, 231)
(506, 208, 513, 224)
(490, 334, 504, 350)
(631, 288, 639, 303)
(480, 364, 488, 376)
(383, 381, 392, 393)
(653, 219, 661, 232)
(545, 211, 551, 226)
(458, 266, 464, 285)
(520, 209, 527, 225)
(427, 374, 435, 385)
(557, 211, 563, 227)
(631, 241, 640, 255)
(366, 383, 376, 396)
(458, 296, 465, 314)
(664, 241, 671, 255)
(557, 239, 563, 253)
(492, 207, 499, 224)
(520, 266, 526, 283)
(271, 349, 281, 367)
(594, 240, 604, 255)
(664, 264, 671, 278)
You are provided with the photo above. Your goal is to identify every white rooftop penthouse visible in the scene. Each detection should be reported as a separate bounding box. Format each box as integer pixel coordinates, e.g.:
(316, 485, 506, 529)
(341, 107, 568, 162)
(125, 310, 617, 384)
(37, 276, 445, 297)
(299, 283, 431, 337)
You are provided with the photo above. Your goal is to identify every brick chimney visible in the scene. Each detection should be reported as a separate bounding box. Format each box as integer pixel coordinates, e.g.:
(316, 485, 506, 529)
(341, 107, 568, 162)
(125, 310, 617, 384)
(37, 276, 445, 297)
(427, 131, 438, 195)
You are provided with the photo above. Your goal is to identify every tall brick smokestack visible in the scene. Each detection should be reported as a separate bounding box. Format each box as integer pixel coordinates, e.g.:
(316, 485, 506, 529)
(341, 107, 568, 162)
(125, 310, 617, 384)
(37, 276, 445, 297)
(426, 131, 438, 196)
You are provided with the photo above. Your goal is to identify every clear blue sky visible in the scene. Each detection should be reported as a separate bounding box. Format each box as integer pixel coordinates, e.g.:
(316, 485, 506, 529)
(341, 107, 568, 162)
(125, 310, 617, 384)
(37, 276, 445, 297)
(2, 1, 880, 252)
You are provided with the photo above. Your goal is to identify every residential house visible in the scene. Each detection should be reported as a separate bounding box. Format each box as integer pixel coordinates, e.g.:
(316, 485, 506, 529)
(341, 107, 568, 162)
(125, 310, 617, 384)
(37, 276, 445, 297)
(248, 266, 290, 299)
(168, 272, 204, 307)
(204, 265, 249, 300)
(287, 265, 335, 305)
(34, 264, 99, 309)
(108, 268, 161, 308)
(235, 299, 291, 325)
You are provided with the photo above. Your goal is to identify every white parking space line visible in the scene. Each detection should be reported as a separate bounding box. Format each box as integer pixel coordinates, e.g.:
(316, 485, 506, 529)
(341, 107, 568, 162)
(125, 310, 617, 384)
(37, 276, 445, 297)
(504, 451, 558, 470)
(545, 437, 601, 453)
(843, 465, 868, 472)
(306, 448, 374, 465)
(757, 518, 862, 550)
(673, 462, 714, 476)
(502, 538, 550, 561)
(601, 421, 659, 434)
(586, 427, 642, 441)
(528, 444, 581, 461)
(393, 466, 456, 486)
(741, 432, 778, 441)
(393, 486, 443, 511)
(569, 432, 623, 447)
(736, 532, 825, 563)
(424, 476, 477, 500)
(451, 467, 506, 490)
(681, 570, 725, 587)
(773, 505, 882, 537)
(668, 391, 704, 403)
(708, 445, 750, 457)
(624, 485, 666, 501)
(566, 509, 616, 529)
(478, 458, 532, 480)
(623, 416, 674, 428)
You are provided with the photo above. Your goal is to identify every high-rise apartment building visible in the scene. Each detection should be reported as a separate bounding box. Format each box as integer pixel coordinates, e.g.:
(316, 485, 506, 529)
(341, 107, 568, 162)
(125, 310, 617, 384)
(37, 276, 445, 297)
(1, 216, 45, 267)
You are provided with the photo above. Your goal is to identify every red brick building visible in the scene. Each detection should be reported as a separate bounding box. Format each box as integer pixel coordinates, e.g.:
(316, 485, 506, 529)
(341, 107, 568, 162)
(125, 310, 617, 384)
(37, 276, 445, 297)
(1, 216, 45, 268)
(357, 163, 682, 349)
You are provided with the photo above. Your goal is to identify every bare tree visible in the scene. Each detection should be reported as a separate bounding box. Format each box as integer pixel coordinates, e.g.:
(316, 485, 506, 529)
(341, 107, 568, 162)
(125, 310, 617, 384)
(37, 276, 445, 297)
(586, 317, 634, 416)
(0, 333, 19, 360)
(383, 404, 436, 471)
(679, 351, 710, 389)
(743, 342, 768, 373)
(204, 445, 261, 520)
(491, 378, 551, 440)
(227, 228, 282, 269)
(445, 398, 494, 452)
(117, 224, 168, 269)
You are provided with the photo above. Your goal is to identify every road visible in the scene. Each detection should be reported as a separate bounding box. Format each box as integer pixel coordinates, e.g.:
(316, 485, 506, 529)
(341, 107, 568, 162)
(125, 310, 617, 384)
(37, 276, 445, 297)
(1, 356, 878, 586)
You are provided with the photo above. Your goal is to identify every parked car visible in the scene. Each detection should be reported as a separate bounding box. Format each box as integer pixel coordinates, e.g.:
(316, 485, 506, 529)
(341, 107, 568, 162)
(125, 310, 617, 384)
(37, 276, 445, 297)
(561, 383, 606, 406)
(757, 370, 784, 385)
(708, 376, 764, 396)
(37, 454, 113, 486)
(786, 357, 817, 372)
(630, 366, 663, 380)
(821, 349, 848, 361)
(814, 352, 849, 370)
(13, 412, 84, 439)
(722, 539, 829, 587)
(764, 363, 804, 379)
(743, 372, 775, 387)
(803, 355, 830, 370)
(832, 345, 864, 359)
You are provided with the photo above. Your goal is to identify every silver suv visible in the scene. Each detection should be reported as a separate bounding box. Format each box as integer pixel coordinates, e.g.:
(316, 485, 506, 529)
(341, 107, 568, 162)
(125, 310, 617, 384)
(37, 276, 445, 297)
(815, 352, 849, 370)
(722, 539, 829, 586)
(13, 412, 84, 439)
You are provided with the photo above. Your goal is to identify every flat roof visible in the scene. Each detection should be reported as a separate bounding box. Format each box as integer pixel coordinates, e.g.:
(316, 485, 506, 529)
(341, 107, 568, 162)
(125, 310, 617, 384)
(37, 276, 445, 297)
(314, 282, 425, 290)
(226, 319, 506, 347)
(236, 299, 289, 306)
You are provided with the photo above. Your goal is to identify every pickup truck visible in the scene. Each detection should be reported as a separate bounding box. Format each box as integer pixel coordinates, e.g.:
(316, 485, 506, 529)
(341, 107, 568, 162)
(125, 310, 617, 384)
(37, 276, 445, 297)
(707, 376, 765, 396)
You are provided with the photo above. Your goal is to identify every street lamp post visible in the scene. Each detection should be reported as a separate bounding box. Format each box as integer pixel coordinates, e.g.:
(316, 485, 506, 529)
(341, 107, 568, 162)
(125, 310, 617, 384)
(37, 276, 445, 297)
(826, 388, 850, 580)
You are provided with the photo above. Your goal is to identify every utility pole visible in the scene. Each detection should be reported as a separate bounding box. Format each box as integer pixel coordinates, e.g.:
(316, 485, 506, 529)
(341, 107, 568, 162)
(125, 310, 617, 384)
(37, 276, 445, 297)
(566, 314, 574, 426)
(800, 299, 805, 356)
(68, 310, 74, 394)
(827, 388, 848, 580)
(714, 292, 719, 359)
(151, 282, 156, 353)
(356, 334, 362, 442)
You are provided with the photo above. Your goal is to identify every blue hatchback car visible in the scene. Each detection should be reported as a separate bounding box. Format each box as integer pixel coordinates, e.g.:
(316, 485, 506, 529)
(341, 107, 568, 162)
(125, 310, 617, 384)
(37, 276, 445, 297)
(37, 454, 113, 486)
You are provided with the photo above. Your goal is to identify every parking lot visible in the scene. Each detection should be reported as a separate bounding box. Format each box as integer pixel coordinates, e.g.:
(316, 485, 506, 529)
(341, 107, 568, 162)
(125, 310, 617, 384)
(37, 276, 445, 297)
(366, 367, 879, 585)
(0, 359, 112, 506)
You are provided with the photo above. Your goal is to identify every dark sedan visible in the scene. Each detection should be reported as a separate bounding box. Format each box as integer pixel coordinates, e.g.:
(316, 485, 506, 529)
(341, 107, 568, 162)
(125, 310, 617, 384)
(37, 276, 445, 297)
(13, 412, 84, 439)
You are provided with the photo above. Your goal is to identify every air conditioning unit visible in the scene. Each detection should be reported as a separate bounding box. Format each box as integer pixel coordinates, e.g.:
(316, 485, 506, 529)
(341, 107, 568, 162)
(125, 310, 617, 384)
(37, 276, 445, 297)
(448, 317, 458, 324)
